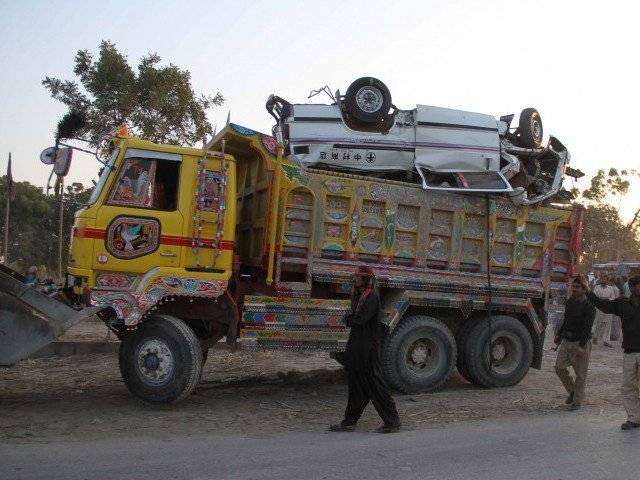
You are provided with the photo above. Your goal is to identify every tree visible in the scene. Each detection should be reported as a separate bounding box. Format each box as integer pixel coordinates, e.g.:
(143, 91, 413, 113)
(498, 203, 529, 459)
(1, 176, 92, 277)
(575, 168, 640, 270)
(42, 41, 224, 148)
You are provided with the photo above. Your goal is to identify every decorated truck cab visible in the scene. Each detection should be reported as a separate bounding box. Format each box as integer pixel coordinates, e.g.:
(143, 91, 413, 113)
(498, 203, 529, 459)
(1, 119, 583, 405)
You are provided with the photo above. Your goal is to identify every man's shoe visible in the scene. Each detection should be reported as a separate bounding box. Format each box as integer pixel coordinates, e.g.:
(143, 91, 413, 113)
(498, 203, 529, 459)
(565, 392, 575, 405)
(375, 423, 401, 434)
(620, 421, 640, 431)
(329, 422, 356, 432)
(567, 403, 581, 411)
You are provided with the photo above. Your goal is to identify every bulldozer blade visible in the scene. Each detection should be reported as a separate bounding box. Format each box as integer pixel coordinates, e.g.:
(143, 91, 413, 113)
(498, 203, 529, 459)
(0, 267, 103, 366)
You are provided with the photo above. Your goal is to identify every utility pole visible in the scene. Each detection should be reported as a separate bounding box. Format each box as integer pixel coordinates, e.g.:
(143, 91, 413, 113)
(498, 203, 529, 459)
(3, 153, 12, 264)
(58, 176, 64, 281)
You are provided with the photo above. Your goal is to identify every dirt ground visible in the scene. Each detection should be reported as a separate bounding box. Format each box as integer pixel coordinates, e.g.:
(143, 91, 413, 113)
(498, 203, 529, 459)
(0, 327, 628, 443)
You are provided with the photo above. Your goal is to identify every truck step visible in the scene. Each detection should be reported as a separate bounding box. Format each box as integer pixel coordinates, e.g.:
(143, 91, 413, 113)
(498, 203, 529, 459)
(240, 295, 351, 351)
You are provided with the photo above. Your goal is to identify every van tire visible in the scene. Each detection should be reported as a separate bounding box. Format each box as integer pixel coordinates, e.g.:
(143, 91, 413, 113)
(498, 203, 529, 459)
(119, 315, 203, 404)
(345, 77, 392, 124)
(380, 315, 456, 393)
(463, 315, 533, 388)
(518, 108, 543, 148)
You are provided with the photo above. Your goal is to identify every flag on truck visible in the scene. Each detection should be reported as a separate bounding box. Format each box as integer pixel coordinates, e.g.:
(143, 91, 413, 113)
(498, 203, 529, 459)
(6, 153, 16, 201)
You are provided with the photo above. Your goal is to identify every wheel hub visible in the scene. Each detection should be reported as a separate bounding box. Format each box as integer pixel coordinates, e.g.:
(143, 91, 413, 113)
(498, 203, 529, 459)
(406, 339, 438, 372)
(491, 341, 507, 362)
(487, 332, 523, 375)
(411, 344, 429, 364)
(136, 339, 174, 386)
(533, 121, 541, 139)
(355, 86, 384, 113)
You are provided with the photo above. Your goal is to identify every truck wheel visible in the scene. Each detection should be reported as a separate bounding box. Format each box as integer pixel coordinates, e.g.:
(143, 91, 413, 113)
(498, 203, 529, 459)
(119, 315, 203, 404)
(345, 77, 392, 124)
(518, 108, 543, 148)
(380, 315, 456, 393)
(463, 315, 533, 388)
(455, 318, 478, 384)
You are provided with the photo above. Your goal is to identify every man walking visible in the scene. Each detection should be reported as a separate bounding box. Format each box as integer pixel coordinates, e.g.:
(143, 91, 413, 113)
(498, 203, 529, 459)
(587, 275, 640, 431)
(329, 266, 401, 433)
(592, 275, 617, 347)
(555, 277, 596, 411)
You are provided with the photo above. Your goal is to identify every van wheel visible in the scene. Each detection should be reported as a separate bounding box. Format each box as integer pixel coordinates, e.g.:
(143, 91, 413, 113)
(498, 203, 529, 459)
(345, 77, 392, 124)
(119, 315, 203, 404)
(463, 315, 533, 388)
(380, 315, 456, 393)
(518, 108, 543, 148)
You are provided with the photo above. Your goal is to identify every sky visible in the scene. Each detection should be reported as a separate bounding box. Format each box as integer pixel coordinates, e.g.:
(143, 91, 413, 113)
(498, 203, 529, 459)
(0, 0, 638, 217)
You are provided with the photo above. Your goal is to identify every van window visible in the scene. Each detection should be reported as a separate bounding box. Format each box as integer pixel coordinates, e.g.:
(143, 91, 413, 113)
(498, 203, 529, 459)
(108, 157, 180, 210)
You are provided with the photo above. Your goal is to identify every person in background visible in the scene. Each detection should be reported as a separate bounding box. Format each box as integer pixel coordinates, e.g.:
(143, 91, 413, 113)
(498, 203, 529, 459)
(592, 275, 617, 347)
(329, 266, 401, 434)
(555, 276, 596, 411)
(587, 275, 640, 431)
(24, 266, 37, 286)
(622, 276, 632, 299)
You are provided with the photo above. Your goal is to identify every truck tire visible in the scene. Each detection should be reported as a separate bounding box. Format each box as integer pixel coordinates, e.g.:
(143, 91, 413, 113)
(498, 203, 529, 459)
(345, 77, 392, 124)
(463, 315, 533, 388)
(518, 108, 543, 148)
(455, 318, 478, 384)
(119, 315, 203, 404)
(380, 315, 456, 393)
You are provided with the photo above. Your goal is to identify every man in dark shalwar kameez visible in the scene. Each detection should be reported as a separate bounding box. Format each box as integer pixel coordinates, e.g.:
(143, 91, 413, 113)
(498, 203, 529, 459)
(329, 266, 401, 433)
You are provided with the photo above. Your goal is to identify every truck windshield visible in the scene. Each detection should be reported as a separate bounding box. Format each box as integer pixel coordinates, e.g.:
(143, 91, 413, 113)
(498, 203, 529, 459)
(87, 149, 119, 206)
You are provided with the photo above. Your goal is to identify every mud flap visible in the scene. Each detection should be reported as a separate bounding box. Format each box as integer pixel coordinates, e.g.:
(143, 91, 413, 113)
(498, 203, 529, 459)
(0, 267, 102, 366)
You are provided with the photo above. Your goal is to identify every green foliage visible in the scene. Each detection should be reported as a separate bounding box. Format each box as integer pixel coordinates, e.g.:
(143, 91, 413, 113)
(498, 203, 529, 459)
(582, 204, 640, 270)
(581, 168, 637, 204)
(43, 41, 224, 148)
(577, 168, 640, 271)
(1, 177, 92, 277)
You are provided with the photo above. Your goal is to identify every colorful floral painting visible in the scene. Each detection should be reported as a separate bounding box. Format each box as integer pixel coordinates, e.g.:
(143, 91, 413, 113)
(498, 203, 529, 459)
(198, 171, 223, 211)
(108, 158, 156, 208)
(106, 216, 160, 259)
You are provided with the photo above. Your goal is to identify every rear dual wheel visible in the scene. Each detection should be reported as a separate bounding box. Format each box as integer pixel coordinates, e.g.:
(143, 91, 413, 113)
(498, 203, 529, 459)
(458, 315, 533, 388)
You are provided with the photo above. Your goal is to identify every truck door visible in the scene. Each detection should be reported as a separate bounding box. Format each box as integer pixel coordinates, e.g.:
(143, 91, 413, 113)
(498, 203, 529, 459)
(92, 148, 184, 274)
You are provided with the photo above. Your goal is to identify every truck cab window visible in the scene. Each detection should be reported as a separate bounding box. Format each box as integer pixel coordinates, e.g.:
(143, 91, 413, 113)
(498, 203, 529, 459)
(153, 160, 180, 211)
(107, 157, 179, 211)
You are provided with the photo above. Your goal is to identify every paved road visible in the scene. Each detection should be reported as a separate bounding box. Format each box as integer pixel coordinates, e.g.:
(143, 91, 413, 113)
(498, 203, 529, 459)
(1, 411, 638, 480)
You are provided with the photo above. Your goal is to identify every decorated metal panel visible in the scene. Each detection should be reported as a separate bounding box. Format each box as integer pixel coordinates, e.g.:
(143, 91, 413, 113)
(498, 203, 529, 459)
(214, 125, 579, 333)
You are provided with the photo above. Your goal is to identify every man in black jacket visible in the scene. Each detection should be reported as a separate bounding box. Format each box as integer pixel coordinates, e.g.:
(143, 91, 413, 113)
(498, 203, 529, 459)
(555, 277, 596, 411)
(587, 275, 640, 430)
(329, 266, 401, 433)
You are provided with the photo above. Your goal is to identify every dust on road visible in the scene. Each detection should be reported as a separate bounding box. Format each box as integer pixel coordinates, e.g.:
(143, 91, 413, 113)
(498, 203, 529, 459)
(0, 339, 627, 443)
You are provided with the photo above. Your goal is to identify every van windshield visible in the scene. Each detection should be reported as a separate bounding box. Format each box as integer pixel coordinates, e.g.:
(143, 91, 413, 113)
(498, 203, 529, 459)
(87, 149, 119, 206)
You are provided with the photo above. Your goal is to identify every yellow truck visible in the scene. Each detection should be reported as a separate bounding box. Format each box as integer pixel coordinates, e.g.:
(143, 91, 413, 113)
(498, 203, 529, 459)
(0, 123, 584, 404)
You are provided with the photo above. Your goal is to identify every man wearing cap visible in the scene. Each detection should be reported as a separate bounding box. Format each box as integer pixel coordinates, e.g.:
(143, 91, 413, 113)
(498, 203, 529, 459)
(586, 275, 640, 430)
(329, 266, 401, 433)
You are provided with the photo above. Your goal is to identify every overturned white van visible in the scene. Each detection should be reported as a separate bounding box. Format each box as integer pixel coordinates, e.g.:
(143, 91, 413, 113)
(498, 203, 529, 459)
(267, 77, 579, 205)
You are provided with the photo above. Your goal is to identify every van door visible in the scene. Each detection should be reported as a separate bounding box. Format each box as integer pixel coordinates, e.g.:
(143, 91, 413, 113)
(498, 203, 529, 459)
(92, 148, 184, 276)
